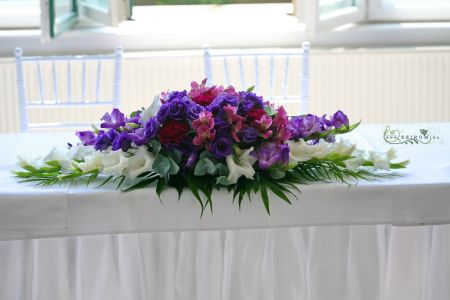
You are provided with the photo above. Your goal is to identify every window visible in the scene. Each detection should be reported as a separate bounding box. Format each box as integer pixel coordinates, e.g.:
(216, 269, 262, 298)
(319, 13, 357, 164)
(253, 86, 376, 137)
(369, 0, 450, 21)
(0, 0, 40, 29)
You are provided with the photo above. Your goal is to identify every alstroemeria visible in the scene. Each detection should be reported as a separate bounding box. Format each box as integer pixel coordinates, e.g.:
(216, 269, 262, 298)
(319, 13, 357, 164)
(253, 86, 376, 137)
(100, 108, 126, 129)
(223, 105, 243, 142)
(188, 79, 224, 106)
(193, 125, 216, 149)
(253, 115, 273, 139)
(226, 147, 257, 184)
(127, 147, 155, 180)
(192, 111, 214, 130)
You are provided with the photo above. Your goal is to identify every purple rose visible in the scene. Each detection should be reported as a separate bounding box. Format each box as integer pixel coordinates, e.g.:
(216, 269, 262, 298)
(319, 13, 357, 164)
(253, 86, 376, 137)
(112, 131, 132, 152)
(211, 136, 233, 159)
(76, 131, 96, 146)
(255, 142, 289, 169)
(239, 126, 259, 144)
(214, 117, 231, 135)
(288, 114, 322, 139)
(157, 96, 192, 123)
(331, 110, 349, 128)
(100, 108, 126, 129)
(94, 129, 117, 151)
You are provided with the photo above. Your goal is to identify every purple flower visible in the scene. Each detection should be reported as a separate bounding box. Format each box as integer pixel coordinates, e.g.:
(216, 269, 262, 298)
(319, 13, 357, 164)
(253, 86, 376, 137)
(100, 108, 126, 129)
(207, 93, 239, 115)
(112, 131, 132, 152)
(255, 143, 289, 169)
(188, 103, 204, 121)
(76, 131, 96, 146)
(126, 117, 160, 146)
(288, 114, 322, 139)
(163, 90, 187, 102)
(214, 117, 230, 135)
(331, 110, 349, 128)
(185, 152, 198, 169)
(126, 111, 141, 125)
(157, 96, 191, 123)
(239, 126, 259, 144)
(211, 136, 233, 159)
(94, 129, 117, 151)
(237, 92, 264, 115)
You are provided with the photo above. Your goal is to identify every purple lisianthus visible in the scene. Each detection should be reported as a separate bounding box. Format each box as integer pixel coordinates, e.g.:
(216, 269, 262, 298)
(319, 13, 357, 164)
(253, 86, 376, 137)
(112, 131, 132, 152)
(188, 103, 204, 121)
(288, 114, 322, 140)
(126, 111, 141, 125)
(157, 96, 192, 123)
(214, 117, 231, 135)
(255, 142, 289, 169)
(163, 90, 188, 103)
(237, 91, 264, 115)
(331, 110, 349, 128)
(94, 129, 117, 151)
(76, 131, 96, 146)
(207, 93, 240, 115)
(239, 126, 259, 144)
(100, 108, 126, 129)
(211, 136, 233, 159)
(126, 117, 160, 146)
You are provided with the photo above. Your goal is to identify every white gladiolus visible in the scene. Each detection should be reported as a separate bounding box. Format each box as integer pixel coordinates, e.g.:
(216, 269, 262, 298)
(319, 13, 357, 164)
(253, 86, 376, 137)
(77, 151, 105, 172)
(102, 150, 130, 177)
(126, 146, 155, 180)
(368, 149, 394, 171)
(68, 145, 95, 161)
(344, 149, 366, 172)
(226, 147, 257, 184)
(288, 139, 332, 163)
(43, 147, 73, 172)
(17, 155, 43, 169)
(331, 139, 356, 156)
(140, 95, 161, 124)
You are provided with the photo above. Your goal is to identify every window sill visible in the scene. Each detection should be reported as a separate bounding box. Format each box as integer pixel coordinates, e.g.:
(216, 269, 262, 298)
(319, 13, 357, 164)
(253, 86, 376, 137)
(1, 4, 450, 57)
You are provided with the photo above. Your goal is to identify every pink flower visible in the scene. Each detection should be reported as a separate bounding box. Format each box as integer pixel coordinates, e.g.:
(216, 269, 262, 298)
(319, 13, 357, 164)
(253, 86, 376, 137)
(272, 106, 291, 143)
(192, 111, 214, 130)
(253, 115, 273, 139)
(223, 105, 244, 142)
(188, 79, 224, 106)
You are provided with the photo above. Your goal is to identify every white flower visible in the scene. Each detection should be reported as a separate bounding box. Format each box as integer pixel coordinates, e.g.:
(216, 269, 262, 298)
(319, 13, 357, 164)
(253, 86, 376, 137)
(140, 95, 161, 124)
(77, 151, 105, 172)
(68, 145, 95, 161)
(226, 147, 257, 184)
(126, 146, 155, 180)
(368, 150, 391, 171)
(331, 139, 356, 156)
(288, 139, 332, 163)
(102, 150, 130, 177)
(17, 155, 43, 169)
(43, 147, 72, 172)
(344, 149, 366, 172)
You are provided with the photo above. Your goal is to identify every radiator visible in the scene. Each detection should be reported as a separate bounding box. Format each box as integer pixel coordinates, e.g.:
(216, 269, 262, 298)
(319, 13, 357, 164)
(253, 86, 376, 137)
(0, 48, 449, 133)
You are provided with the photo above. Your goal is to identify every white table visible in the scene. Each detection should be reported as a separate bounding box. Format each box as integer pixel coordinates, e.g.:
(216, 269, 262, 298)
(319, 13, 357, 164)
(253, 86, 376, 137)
(0, 123, 449, 300)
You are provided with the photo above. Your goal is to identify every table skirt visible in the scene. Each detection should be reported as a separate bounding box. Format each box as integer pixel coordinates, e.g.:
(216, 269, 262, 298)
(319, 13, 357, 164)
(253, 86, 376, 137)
(1, 224, 449, 300)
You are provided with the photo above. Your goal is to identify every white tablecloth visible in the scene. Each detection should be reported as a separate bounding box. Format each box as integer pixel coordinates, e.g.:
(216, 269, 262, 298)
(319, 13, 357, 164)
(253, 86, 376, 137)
(0, 123, 449, 300)
(0, 123, 449, 240)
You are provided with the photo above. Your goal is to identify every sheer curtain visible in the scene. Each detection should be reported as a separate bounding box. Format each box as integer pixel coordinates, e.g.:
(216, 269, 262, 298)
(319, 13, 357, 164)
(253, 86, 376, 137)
(1, 225, 449, 300)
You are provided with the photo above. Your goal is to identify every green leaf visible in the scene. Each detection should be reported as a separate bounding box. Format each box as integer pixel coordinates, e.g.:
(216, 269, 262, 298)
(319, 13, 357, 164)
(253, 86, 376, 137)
(199, 151, 216, 161)
(149, 140, 161, 154)
(194, 158, 216, 176)
(168, 156, 180, 175)
(269, 169, 285, 179)
(97, 175, 114, 188)
(259, 180, 271, 215)
(185, 174, 205, 216)
(156, 177, 167, 198)
(216, 176, 230, 186)
(264, 105, 276, 116)
(247, 85, 255, 92)
(166, 149, 182, 164)
(152, 154, 171, 176)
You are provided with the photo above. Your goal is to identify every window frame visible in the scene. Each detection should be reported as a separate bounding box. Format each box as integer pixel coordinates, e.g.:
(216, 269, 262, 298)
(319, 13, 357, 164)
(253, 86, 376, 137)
(298, 0, 366, 35)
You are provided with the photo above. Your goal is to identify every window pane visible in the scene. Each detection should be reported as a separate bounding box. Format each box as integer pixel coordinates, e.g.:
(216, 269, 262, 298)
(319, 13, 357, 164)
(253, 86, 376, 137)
(382, 0, 450, 8)
(320, 0, 355, 14)
(55, 0, 75, 16)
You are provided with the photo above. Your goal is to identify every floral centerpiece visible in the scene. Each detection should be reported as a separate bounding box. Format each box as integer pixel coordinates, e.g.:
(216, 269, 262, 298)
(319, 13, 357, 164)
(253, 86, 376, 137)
(14, 79, 408, 215)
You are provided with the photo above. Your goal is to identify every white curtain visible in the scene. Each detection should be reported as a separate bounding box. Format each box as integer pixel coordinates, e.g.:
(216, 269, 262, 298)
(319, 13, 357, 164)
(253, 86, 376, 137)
(1, 225, 449, 300)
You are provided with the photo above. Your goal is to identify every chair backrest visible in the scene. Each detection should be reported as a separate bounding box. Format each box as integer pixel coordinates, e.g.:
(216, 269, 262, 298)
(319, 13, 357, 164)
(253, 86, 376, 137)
(203, 41, 310, 115)
(14, 47, 123, 132)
